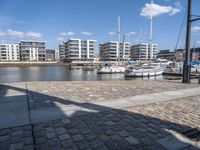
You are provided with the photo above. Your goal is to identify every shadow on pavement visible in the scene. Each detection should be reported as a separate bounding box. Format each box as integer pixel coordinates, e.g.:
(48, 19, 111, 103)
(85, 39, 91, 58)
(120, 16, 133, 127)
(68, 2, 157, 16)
(0, 83, 199, 150)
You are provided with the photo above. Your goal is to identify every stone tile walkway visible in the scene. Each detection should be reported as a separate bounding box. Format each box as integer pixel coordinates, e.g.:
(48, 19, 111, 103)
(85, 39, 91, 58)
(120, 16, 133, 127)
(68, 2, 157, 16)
(27, 80, 199, 109)
(0, 80, 200, 150)
(31, 96, 200, 150)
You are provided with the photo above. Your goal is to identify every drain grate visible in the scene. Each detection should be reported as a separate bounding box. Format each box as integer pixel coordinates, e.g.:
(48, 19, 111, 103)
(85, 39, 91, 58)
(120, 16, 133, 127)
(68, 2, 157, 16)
(181, 128, 200, 141)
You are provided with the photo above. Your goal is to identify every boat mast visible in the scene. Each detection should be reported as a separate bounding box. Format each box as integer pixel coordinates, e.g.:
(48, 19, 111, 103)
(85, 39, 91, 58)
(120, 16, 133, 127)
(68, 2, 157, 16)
(117, 16, 121, 65)
(149, 0, 153, 63)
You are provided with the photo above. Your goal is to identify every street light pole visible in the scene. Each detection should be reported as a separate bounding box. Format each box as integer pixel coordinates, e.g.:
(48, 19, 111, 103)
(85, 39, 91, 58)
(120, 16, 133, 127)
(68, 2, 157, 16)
(182, 0, 192, 83)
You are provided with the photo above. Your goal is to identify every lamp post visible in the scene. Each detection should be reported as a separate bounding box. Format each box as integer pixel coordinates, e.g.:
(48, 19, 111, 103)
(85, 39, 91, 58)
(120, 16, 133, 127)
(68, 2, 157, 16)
(182, 0, 200, 83)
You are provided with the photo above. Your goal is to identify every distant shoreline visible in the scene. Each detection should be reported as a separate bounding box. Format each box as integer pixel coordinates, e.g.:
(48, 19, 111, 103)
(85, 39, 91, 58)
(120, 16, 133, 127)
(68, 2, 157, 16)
(0, 62, 70, 67)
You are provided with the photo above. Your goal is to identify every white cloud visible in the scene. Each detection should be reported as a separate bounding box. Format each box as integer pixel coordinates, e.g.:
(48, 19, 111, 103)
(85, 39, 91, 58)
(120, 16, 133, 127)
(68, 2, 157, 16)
(108, 32, 117, 36)
(196, 41, 200, 45)
(81, 32, 93, 36)
(192, 26, 200, 36)
(60, 32, 67, 36)
(7, 29, 24, 37)
(60, 31, 74, 36)
(26, 31, 42, 38)
(192, 26, 200, 32)
(140, 2, 181, 18)
(127, 32, 136, 35)
(57, 37, 65, 41)
(0, 30, 6, 36)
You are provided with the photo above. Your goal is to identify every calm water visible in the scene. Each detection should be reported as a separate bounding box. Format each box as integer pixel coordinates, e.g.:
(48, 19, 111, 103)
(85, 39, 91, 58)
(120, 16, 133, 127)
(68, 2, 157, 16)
(0, 66, 164, 83)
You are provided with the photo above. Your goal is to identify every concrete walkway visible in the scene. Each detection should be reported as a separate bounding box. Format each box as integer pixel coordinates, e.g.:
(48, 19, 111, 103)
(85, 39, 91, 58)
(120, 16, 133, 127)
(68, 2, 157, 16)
(0, 83, 30, 129)
(1, 82, 200, 129)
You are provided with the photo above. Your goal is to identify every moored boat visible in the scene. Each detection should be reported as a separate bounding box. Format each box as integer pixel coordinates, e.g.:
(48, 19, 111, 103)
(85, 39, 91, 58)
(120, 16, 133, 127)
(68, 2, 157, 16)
(124, 64, 164, 77)
(97, 64, 125, 74)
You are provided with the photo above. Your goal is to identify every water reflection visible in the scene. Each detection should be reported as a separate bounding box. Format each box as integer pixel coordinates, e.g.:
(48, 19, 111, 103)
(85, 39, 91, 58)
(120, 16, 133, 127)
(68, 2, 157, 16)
(0, 66, 164, 83)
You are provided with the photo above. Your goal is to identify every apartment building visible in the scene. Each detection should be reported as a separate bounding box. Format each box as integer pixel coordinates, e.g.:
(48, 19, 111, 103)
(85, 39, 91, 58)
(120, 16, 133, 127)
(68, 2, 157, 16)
(99, 41, 131, 61)
(175, 47, 200, 62)
(46, 49, 55, 61)
(19, 40, 46, 61)
(0, 44, 20, 61)
(59, 43, 65, 62)
(130, 43, 157, 61)
(61, 39, 96, 62)
(157, 49, 174, 60)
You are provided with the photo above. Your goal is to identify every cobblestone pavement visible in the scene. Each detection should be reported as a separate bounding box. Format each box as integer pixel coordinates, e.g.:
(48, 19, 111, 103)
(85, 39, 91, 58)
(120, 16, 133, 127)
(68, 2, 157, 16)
(1, 95, 200, 149)
(27, 80, 199, 109)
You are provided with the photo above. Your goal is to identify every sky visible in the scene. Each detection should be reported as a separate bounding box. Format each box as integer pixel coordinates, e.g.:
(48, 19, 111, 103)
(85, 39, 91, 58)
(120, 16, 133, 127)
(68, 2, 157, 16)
(0, 0, 200, 51)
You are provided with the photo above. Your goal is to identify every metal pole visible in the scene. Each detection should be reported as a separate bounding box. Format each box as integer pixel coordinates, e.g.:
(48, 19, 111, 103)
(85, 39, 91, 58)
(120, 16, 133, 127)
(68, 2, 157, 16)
(118, 16, 121, 64)
(182, 0, 192, 83)
(122, 33, 125, 66)
(149, 0, 153, 63)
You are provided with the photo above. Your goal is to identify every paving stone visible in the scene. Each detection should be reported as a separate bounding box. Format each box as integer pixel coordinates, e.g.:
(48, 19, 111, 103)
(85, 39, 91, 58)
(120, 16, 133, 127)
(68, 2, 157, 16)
(72, 134, 84, 142)
(58, 133, 70, 140)
(55, 127, 67, 135)
(110, 134, 122, 142)
(33, 125, 43, 132)
(10, 136, 23, 143)
(61, 140, 73, 148)
(76, 141, 89, 150)
(84, 133, 96, 141)
(0, 129, 11, 136)
(125, 136, 140, 145)
(11, 131, 23, 136)
(140, 137, 155, 146)
(157, 135, 189, 150)
(24, 137, 34, 145)
(46, 132, 56, 139)
(104, 129, 115, 136)
(0, 142, 9, 150)
(105, 121, 115, 126)
(23, 125, 32, 131)
(10, 142, 23, 150)
(99, 134, 110, 142)
(46, 127, 54, 133)
(118, 141, 132, 150)
(62, 118, 71, 124)
(104, 141, 120, 150)
(68, 128, 79, 135)
(24, 130, 32, 137)
(34, 131, 45, 138)
(24, 145, 35, 150)
(89, 140, 104, 149)
(35, 137, 46, 145)
(48, 139, 59, 146)
(79, 128, 90, 134)
(0, 135, 10, 143)
(118, 130, 130, 137)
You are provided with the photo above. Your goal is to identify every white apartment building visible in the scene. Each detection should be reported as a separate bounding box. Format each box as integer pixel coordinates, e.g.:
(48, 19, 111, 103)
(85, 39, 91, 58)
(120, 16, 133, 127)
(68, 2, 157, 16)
(19, 40, 46, 61)
(59, 43, 65, 62)
(99, 41, 131, 61)
(61, 39, 96, 62)
(0, 44, 20, 61)
(130, 43, 157, 61)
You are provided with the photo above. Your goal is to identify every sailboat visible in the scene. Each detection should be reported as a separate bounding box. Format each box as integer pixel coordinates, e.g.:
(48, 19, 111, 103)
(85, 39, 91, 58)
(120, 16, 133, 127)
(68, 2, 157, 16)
(124, 0, 165, 77)
(97, 16, 126, 74)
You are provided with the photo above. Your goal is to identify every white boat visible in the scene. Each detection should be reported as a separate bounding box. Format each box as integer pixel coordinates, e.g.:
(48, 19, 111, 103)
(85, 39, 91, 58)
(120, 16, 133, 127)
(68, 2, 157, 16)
(97, 64, 125, 74)
(163, 64, 200, 75)
(124, 65, 164, 77)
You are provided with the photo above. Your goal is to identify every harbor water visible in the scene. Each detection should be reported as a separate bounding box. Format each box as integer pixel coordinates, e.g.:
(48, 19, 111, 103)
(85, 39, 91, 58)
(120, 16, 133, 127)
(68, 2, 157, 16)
(0, 66, 165, 83)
